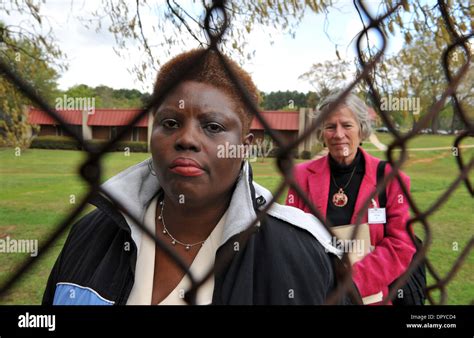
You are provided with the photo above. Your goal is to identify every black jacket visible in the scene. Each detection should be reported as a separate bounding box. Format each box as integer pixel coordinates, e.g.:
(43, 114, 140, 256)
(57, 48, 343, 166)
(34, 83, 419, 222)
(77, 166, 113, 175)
(43, 160, 350, 305)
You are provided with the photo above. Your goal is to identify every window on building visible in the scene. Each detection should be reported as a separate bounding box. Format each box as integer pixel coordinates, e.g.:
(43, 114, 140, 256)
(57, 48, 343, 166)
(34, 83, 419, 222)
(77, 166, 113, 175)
(110, 126, 117, 140)
(110, 126, 128, 140)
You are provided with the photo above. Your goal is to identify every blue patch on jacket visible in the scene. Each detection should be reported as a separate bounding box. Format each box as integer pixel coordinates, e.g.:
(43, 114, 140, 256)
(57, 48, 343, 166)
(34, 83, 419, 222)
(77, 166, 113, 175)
(53, 283, 114, 305)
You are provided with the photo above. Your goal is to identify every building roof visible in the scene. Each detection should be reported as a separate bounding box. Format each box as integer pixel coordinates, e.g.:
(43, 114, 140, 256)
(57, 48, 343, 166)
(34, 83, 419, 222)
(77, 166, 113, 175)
(250, 110, 299, 131)
(87, 109, 148, 127)
(27, 107, 83, 125)
(27, 108, 148, 127)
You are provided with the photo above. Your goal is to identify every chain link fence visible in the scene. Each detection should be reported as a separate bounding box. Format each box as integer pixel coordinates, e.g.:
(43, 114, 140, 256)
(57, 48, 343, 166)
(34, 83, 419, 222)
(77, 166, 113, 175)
(0, 0, 472, 305)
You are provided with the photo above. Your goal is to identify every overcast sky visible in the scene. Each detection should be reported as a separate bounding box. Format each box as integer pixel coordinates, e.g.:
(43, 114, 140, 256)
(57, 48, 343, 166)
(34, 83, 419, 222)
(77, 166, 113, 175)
(1, 0, 404, 94)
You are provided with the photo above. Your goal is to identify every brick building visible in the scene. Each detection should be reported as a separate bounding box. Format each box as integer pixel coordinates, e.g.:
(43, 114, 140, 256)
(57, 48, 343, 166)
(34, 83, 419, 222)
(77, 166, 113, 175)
(28, 107, 307, 152)
(27, 106, 379, 154)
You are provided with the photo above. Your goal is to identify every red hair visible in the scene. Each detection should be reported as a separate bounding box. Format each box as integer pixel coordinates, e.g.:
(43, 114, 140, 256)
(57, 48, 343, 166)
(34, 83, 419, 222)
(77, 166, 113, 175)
(152, 49, 259, 134)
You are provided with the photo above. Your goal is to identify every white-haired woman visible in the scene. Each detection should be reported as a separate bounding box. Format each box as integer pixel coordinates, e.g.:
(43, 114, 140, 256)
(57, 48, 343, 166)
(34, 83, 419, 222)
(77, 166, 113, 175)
(286, 91, 416, 305)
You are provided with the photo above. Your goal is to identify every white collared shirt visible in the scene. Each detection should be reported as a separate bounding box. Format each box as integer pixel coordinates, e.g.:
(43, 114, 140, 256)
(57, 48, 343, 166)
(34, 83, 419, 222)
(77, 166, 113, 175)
(126, 196, 226, 305)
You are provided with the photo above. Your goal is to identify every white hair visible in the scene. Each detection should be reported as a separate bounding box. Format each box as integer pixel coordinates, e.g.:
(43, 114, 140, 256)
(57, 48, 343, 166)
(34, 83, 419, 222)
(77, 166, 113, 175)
(314, 91, 372, 142)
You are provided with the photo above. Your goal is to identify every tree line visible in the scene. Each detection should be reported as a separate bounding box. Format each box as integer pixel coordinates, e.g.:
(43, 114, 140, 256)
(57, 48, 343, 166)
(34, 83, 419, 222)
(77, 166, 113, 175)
(60, 87, 318, 111)
(59, 84, 151, 109)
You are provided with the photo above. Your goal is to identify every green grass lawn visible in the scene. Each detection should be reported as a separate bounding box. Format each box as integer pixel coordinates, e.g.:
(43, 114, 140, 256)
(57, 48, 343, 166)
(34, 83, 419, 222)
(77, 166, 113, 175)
(367, 132, 474, 150)
(0, 133, 472, 304)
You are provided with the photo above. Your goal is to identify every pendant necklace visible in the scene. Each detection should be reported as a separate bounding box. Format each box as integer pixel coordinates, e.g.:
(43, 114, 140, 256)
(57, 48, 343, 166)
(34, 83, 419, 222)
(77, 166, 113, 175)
(331, 165, 357, 207)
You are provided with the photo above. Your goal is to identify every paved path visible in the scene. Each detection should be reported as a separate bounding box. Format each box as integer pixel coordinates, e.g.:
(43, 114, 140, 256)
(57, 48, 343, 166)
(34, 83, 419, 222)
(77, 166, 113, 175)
(369, 133, 387, 150)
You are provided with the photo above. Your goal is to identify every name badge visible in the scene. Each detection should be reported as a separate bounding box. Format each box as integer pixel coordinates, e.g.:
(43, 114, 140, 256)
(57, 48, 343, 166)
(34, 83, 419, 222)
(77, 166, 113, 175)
(368, 208, 386, 224)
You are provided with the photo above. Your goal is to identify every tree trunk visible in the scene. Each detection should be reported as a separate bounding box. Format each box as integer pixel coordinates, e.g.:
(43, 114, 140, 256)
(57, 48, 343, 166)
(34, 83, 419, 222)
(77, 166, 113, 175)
(450, 110, 457, 134)
(412, 113, 417, 132)
(431, 114, 439, 134)
(430, 96, 439, 134)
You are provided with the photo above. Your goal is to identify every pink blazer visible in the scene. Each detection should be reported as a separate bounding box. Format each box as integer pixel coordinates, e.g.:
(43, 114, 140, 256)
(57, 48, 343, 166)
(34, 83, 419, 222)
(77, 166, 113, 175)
(285, 147, 416, 303)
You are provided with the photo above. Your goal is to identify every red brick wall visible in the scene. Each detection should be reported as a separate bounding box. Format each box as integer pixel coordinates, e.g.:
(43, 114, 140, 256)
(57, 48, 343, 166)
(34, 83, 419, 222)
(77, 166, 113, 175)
(138, 128, 147, 142)
(92, 126, 110, 140)
(38, 125, 58, 136)
(250, 130, 297, 146)
(276, 130, 298, 146)
(92, 126, 148, 142)
(250, 130, 265, 143)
